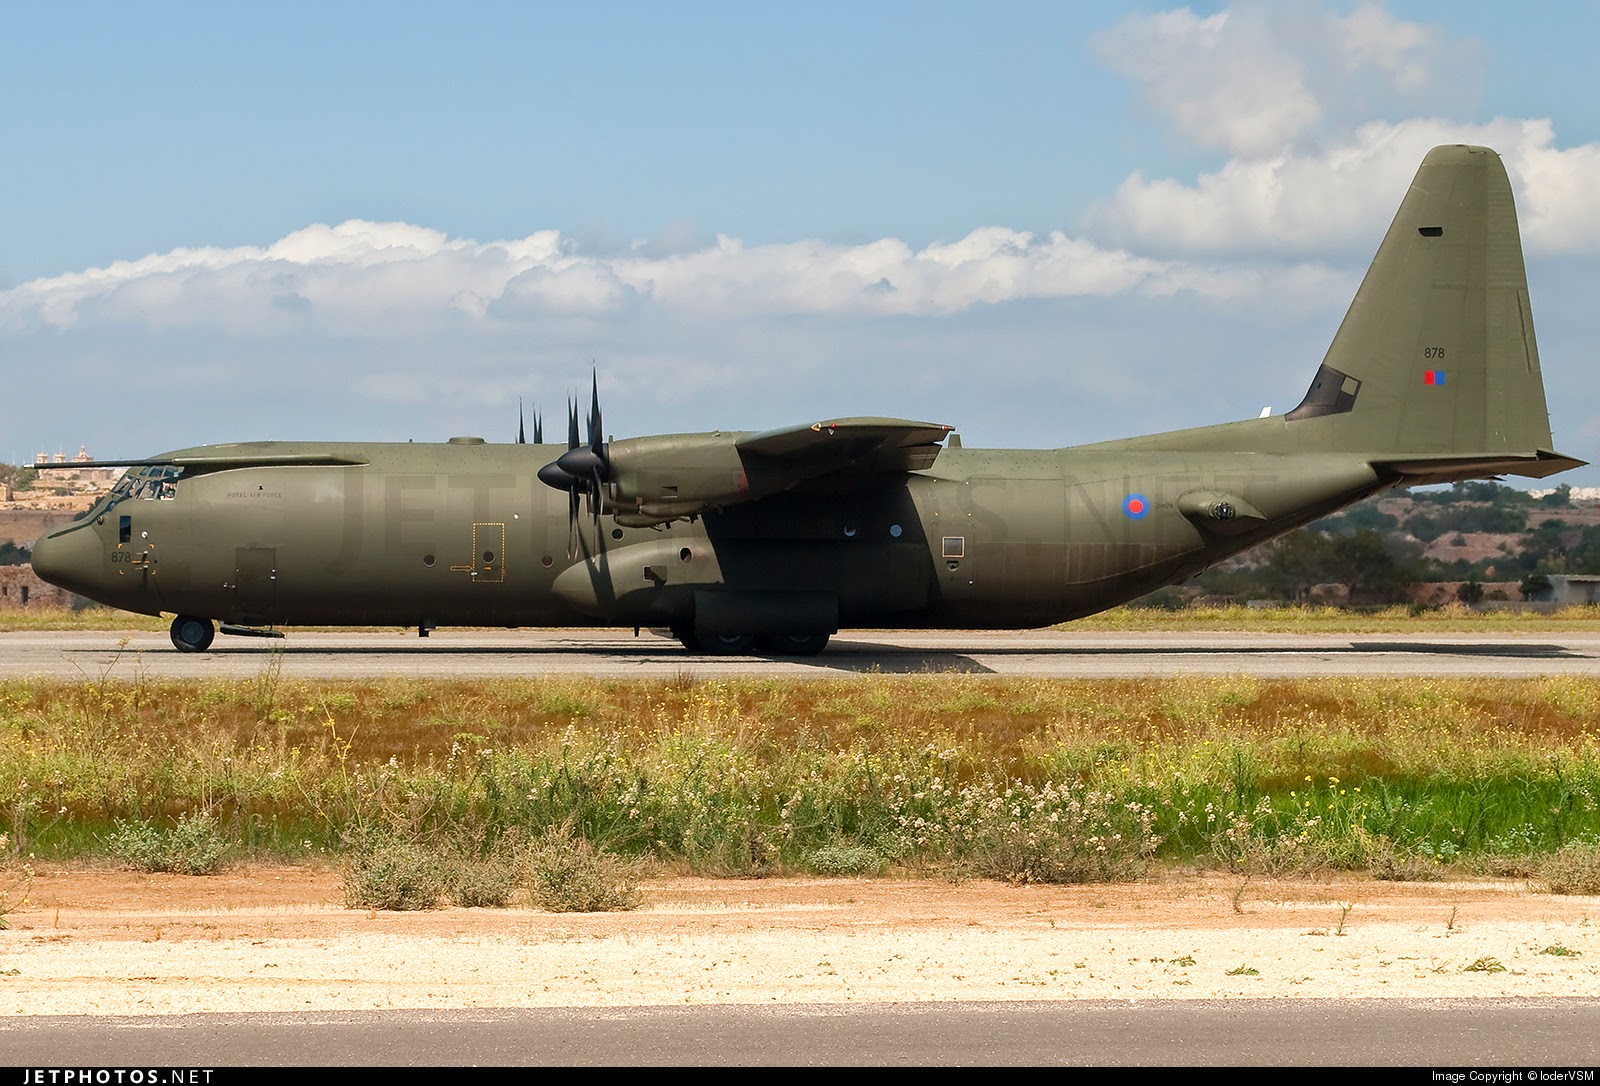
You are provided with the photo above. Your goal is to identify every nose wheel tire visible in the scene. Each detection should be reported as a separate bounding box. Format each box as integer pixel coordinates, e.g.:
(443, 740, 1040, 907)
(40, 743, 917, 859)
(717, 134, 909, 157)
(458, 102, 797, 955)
(170, 615, 216, 653)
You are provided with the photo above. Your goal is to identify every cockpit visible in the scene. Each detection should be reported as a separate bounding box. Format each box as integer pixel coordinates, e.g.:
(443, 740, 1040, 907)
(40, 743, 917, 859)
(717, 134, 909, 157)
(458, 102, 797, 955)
(74, 464, 183, 521)
(116, 464, 182, 501)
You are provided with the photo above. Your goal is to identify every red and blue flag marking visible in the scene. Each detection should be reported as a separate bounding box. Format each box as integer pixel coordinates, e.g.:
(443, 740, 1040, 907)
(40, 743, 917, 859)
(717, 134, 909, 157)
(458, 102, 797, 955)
(1123, 493, 1149, 520)
(1424, 370, 1446, 386)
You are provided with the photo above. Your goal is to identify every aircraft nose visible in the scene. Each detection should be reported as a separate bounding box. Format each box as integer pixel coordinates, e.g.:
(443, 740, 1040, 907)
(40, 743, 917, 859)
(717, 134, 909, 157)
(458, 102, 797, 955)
(30, 526, 101, 596)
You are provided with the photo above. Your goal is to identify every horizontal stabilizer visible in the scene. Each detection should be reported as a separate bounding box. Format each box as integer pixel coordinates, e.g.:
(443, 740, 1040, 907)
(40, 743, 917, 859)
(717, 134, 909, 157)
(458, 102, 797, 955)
(1372, 448, 1588, 482)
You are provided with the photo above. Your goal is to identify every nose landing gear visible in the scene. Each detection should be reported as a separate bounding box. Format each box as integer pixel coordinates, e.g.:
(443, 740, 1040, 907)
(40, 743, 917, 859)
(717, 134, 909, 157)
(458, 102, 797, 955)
(170, 615, 216, 653)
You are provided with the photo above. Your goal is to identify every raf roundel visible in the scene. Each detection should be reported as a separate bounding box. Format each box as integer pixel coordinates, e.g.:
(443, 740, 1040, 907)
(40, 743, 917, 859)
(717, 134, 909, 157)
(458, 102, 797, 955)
(1123, 493, 1150, 520)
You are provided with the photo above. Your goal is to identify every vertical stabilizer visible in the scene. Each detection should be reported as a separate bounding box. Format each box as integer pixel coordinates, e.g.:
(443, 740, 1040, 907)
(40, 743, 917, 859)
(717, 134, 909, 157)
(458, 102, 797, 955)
(1286, 145, 1579, 477)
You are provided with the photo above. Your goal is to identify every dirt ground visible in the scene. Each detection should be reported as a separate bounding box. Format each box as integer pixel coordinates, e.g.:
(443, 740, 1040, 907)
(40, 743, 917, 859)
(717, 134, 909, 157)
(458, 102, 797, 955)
(2, 865, 1597, 1016)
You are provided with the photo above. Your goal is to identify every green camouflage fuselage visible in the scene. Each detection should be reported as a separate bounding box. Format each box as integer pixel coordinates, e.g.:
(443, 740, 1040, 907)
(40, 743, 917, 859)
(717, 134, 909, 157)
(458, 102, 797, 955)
(42, 432, 1381, 630)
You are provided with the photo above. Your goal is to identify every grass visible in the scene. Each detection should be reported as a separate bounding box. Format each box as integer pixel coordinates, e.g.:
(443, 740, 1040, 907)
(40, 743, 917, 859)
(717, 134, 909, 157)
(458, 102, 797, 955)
(0, 606, 168, 633)
(1, 673, 1597, 884)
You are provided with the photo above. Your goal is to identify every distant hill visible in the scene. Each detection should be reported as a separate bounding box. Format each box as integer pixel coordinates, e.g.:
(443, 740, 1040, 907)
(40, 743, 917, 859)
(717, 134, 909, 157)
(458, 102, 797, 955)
(1159, 481, 1600, 607)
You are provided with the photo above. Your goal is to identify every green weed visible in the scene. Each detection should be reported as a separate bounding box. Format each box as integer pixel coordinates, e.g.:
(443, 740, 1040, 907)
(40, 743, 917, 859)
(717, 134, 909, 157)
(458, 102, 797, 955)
(104, 811, 228, 875)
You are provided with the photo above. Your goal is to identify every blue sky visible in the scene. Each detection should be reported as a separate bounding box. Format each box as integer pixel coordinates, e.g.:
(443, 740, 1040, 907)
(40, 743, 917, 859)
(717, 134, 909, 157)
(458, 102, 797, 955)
(5, 1, 1600, 485)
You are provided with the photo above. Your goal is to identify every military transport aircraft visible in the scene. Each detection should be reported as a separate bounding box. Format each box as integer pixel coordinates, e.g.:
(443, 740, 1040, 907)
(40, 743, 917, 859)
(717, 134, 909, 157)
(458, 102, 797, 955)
(30, 145, 1584, 655)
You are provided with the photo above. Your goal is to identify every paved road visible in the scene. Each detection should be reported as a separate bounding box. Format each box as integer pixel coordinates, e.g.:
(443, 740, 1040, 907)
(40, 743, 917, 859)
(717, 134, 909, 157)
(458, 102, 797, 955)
(4, 628, 1600, 679)
(3, 1000, 1597, 1065)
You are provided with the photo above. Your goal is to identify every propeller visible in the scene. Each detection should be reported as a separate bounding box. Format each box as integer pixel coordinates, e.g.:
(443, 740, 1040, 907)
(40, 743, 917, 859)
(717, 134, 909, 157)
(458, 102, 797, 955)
(517, 400, 544, 444)
(537, 373, 613, 557)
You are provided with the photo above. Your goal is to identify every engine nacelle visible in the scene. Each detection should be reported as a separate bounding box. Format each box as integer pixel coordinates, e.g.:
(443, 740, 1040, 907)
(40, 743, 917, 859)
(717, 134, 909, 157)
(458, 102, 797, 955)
(605, 432, 759, 517)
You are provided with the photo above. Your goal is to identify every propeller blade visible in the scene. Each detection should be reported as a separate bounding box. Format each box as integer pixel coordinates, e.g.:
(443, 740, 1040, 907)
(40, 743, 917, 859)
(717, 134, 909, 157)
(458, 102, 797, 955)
(568, 486, 580, 559)
(567, 396, 580, 450)
(517, 397, 526, 444)
(588, 371, 603, 454)
(532, 408, 543, 445)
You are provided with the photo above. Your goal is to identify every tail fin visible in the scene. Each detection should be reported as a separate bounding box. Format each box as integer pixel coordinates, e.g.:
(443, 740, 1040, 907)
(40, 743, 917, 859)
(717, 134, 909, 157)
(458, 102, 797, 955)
(1286, 144, 1583, 479)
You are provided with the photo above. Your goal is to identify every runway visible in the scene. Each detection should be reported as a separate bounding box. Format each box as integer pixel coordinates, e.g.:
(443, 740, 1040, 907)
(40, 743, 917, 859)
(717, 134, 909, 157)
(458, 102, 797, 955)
(5, 627, 1600, 679)
(4, 1000, 1598, 1065)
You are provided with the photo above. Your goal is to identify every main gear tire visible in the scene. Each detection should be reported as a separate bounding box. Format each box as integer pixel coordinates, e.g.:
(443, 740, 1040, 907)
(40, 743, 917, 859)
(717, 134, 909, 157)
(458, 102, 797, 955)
(757, 632, 830, 656)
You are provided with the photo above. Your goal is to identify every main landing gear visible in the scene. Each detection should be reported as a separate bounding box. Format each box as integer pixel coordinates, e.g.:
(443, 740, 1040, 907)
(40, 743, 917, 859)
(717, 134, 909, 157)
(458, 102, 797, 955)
(169, 614, 216, 653)
(671, 627, 830, 657)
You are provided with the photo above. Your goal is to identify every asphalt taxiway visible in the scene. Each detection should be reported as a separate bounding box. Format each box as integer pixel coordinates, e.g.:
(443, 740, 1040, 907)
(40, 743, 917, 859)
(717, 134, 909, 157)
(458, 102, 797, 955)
(4, 628, 1600, 679)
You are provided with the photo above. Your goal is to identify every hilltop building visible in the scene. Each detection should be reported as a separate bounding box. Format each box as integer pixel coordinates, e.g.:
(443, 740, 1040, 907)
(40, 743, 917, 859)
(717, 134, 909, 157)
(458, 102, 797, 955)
(33, 446, 122, 488)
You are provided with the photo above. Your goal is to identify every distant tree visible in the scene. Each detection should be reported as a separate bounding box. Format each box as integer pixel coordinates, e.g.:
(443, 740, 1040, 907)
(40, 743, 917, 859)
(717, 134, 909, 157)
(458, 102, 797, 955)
(1520, 573, 1553, 601)
(1516, 520, 1577, 572)
(1247, 528, 1422, 604)
(1312, 502, 1399, 535)
(1563, 526, 1600, 575)
(1539, 484, 1573, 508)
(0, 464, 38, 492)
(1407, 504, 1528, 542)
(1333, 529, 1426, 604)
(0, 542, 29, 566)
(1409, 480, 1535, 508)
(1456, 579, 1485, 605)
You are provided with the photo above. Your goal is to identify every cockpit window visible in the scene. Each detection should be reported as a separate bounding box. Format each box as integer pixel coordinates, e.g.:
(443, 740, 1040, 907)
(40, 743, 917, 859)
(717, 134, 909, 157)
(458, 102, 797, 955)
(75, 465, 182, 521)
(125, 465, 181, 501)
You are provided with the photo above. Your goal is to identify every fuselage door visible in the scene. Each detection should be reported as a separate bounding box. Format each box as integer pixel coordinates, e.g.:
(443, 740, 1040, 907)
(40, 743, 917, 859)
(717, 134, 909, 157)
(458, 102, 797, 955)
(451, 522, 506, 583)
(233, 547, 278, 623)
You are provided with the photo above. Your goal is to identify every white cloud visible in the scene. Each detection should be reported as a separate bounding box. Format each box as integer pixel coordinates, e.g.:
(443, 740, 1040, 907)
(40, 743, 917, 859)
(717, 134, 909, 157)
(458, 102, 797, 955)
(1095, 6, 1319, 157)
(1093, 2, 1451, 157)
(1088, 117, 1600, 256)
(2, 217, 1343, 335)
(1085, 4, 1600, 257)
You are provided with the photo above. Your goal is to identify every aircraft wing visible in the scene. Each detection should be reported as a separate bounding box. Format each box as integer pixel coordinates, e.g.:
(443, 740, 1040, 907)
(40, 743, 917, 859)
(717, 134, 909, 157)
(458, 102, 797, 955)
(737, 416, 953, 473)
(598, 417, 953, 524)
(34, 453, 370, 474)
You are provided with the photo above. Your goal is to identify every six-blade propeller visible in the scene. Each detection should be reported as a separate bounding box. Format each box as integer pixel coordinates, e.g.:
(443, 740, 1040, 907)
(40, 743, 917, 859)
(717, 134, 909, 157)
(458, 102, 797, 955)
(530, 374, 611, 555)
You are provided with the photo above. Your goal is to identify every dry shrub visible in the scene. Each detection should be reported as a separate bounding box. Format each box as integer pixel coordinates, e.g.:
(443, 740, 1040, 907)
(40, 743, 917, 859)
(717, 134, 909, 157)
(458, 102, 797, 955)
(1532, 842, 1600, 895)
(341, 827, 446, 910)
(524, 823, 641, 912)
(445, 837, 522, 908)
(1372, 847, 1448, 882)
